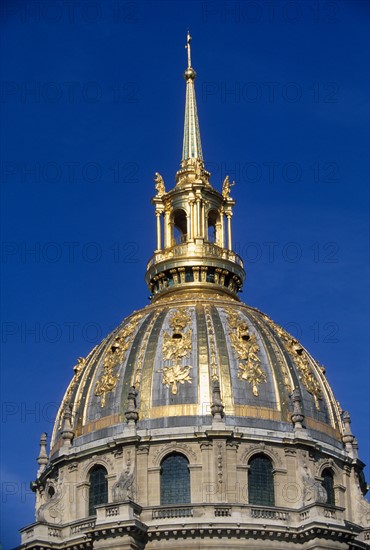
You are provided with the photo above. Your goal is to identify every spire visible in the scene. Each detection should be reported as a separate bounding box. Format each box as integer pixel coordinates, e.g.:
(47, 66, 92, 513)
(182, 32, 203, 166)
(146, 35, 245, 302)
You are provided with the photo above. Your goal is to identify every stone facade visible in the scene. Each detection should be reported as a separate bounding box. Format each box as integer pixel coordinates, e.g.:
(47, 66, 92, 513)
(20, 418, 370, 549)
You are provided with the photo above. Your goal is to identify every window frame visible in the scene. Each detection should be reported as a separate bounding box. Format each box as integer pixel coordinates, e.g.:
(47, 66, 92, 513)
(160, 452, 191, 506)
(247, 453, 275, 507)
(88, 464, 108, 516)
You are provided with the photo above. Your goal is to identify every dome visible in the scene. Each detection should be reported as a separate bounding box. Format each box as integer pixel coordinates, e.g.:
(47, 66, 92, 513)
(51, 294, 342, 459)
(19, 34, 370, 550)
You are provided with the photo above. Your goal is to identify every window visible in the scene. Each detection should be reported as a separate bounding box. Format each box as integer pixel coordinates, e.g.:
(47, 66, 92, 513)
(160, 453, 190, 505)
(89, 465, 108, 515)
(173, 209, 187, 244)
(207, 209, 219, 243)
(321, 469, 335, 506)
(248, 454, 275, 506)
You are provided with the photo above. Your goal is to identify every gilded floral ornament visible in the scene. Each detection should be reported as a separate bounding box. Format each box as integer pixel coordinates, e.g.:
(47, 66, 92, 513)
(159, 309, 193, 395)
(291, 342, 322, 410)
(226, 309, 266, 396)
(95, 313, 143, 407)
(264, 315, 322, 410)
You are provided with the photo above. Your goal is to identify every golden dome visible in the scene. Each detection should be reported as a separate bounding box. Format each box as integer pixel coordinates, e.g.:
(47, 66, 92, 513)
(50, 293, 342, 458)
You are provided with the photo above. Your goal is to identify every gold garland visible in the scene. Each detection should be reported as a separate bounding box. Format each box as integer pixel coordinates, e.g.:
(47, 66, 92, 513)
(226, 309, 266, 396)
(95, 313, 143, 407)
(159, 309, 193, 395)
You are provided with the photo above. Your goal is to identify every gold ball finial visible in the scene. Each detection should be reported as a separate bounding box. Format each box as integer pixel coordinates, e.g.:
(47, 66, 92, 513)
(184, 67, 196, 80)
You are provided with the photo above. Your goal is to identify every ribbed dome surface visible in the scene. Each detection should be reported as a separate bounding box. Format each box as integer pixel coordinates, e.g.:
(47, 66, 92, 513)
(51, 293, 342, 458)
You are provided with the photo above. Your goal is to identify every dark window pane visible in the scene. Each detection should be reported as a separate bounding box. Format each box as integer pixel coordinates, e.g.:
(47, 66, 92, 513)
(322, 469, 335, 505)
(160, 453, 190, 505)
(89, 466, 108, 515)
(248, 454, 274, 506)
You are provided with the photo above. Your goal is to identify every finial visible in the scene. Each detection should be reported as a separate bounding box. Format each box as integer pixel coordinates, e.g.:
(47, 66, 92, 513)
(186, 31, 192, 68)
(125, 386, 139, 428)
(291, 387, 305, 430)
(211, 379, 225, 426)
(342, 410, 355, 452)
(61, 404, 74, 448)
(184, 31, 196, 81)
(37, 432, 49, 476)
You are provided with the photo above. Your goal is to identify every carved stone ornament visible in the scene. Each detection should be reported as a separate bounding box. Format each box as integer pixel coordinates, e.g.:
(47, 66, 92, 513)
(36, 472, 65, 524)
(95, 313, 143, 406)
(226, 309, 266, 396)
(301, 462, 327, 506)
(113, 471, 136, 502)
(159, 309, 193, 395)
(152, 441, 197, 465)
(241, 444, 283, 467)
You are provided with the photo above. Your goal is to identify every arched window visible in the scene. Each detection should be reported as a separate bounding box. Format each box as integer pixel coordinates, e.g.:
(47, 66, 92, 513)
(88, 465, 108, 515)
(160, 453, 190, 505)
(207, 209, 219, 244)
(173, 209, 187, 244)
(321, 469, 335, 506)
(248, 454, 275, 506)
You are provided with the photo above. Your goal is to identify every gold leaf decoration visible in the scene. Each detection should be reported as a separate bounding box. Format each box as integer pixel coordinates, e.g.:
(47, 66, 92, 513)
(205, 306, 218, 381)
(95, 314, 143, 407)
(159, 309, 193, 395)
(58, 356, 87, 429)
(226, 309, 266, 396)
(264, 315, 322, 410)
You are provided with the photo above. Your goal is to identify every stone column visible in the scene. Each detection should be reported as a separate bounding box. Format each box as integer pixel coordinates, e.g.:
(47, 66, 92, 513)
(155, 211, 162, 251)
(226, 213, 232, 251)
(136, 445, 149, 505)
(220, 213, 225, 248)
(196, 199, 201, 237)
(225, 441, 239, 503)
(164, 209, 170, 248)
(200, 442, 214, 503)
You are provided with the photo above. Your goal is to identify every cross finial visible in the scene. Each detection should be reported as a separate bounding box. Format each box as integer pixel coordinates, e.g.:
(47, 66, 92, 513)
(186, 31, 192, 68)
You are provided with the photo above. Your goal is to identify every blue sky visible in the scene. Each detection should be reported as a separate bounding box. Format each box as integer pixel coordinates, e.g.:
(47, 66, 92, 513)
(1, 0, 369, 547)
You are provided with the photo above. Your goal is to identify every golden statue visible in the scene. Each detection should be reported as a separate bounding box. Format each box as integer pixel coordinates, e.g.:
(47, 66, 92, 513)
(222, 175, 235, 199)
(154, 172, 166, 196)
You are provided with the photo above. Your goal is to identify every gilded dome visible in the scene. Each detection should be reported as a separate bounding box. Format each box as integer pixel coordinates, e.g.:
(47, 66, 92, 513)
(50, 293, 342, 459)
(20, 34, 370, 550)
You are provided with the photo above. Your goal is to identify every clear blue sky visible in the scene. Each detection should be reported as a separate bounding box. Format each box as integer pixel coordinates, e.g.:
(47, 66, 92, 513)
(1, 1, 369, 548)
